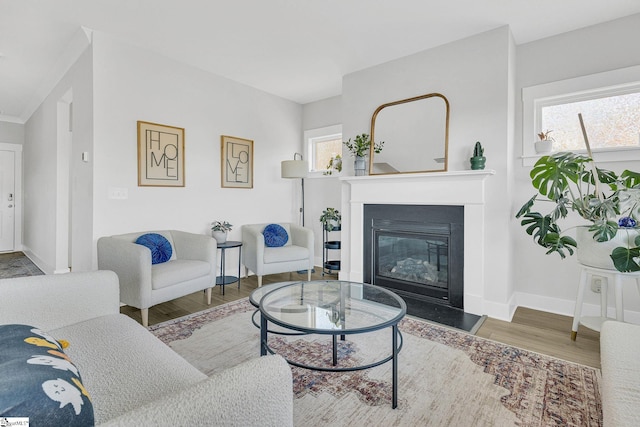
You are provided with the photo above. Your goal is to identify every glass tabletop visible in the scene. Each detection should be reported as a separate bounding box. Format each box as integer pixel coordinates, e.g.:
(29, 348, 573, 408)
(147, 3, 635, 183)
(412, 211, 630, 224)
(258, 280, 406, 334)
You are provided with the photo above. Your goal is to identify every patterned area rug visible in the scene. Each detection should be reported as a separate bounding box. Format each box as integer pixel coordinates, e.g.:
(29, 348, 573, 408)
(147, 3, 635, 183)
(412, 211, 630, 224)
(150, 298, 602, 427)
(0, 252, 44, 278)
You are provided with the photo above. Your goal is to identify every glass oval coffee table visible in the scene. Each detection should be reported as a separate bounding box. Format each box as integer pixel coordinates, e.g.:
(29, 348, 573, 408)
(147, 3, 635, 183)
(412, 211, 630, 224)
(255, 280, 406, 408)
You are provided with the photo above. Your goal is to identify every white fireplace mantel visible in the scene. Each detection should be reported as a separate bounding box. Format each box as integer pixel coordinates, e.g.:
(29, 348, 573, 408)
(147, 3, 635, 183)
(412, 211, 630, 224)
(339, 169, 495, 316)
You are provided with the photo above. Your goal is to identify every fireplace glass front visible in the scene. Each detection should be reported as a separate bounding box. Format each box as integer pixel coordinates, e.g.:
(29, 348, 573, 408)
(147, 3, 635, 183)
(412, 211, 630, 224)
(364, 204, 463, 309)
(377, 233, 448, 289)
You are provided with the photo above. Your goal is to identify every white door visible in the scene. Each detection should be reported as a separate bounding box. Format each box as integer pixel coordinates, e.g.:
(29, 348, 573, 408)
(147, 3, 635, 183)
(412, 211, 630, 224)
(0, 150, 15, 251)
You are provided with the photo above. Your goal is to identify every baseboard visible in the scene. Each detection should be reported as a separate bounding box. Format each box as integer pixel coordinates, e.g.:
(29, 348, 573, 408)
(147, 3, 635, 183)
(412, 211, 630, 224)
(514, 291, 640, 325)
(481, 298, 515, 322)
(21, 247, 54, 275)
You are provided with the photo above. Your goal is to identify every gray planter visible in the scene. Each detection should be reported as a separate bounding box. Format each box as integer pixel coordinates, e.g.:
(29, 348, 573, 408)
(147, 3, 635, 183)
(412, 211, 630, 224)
(354, 156, 367, 176)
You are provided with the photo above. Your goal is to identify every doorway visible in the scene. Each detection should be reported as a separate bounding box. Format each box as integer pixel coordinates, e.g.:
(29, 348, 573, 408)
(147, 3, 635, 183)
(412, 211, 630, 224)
(0, 150, 15, 251)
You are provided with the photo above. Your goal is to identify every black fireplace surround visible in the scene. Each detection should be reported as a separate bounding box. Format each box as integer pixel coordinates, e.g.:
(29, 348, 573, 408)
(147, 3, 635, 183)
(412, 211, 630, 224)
(363, 204, 464, 310)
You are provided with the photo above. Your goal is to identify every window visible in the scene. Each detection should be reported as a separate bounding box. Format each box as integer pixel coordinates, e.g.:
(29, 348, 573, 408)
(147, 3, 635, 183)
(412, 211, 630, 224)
(522, 64, 640, 165)
(311, 134, 342, 171)
(540, 89, 640, 151)
(304, 124, 342, 174)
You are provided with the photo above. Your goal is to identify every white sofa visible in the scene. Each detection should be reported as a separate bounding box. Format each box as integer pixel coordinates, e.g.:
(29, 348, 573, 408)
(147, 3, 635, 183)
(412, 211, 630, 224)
(242, 223, 314, 287)
(97, 230, 217, 326)
(0, 270, 293, 426)
(600, 320, 640, 427)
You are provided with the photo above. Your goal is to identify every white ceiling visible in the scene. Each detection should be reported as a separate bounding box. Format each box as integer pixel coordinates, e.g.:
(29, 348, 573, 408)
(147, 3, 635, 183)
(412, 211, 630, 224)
(2, 0, 640, 123)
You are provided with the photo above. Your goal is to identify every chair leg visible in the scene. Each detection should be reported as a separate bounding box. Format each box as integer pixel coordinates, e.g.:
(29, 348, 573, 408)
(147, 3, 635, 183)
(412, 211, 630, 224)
(206, 287, 212, 305)
(308, 269, 312, 281)
(258, 276, 263, 287)
(571, 269, 588, 341)
(141, 308, 149, 328)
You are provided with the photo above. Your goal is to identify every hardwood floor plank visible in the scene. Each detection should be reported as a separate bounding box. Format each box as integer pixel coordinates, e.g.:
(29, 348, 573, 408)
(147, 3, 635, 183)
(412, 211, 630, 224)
(477, 317, 600, 368)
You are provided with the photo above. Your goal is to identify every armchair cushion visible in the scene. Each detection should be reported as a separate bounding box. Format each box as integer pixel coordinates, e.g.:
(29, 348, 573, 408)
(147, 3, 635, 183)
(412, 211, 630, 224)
(151, 260, 212, 290)
(263, 224, 289, 247)
(0, 324, 94, 426)
(264, 245, 310, 264)
(135, 233, 173, 264)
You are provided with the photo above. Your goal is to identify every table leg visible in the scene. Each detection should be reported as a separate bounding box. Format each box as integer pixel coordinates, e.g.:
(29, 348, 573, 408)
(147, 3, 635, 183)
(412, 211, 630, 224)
(220, 248, 226, 295)
(237, 246, 242, 290)
(260, 313, 267, 356)
(340, 284, 346, 341)
(392, 324, 398, 409)
(332, 334, 337, 366)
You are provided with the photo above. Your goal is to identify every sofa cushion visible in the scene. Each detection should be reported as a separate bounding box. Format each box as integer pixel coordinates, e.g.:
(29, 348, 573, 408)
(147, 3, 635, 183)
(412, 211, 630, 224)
(601, 320, 640, 427)
(50, 314, 206, 424)
(135, 233, 173, 264)
(263, 224, 289, 247)
(263, 245, 309, 263)
(0, 324, 94, 426)
(151, 259, 212, 290)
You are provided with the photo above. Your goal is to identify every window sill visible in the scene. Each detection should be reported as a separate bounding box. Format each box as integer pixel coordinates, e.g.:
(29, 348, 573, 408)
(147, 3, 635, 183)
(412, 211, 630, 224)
(521, 146, 640, 167)
(306, 171, 343, 179)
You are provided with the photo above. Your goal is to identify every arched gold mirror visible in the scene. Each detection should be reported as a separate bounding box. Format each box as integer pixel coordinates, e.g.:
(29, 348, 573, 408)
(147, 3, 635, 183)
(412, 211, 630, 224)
(369, 93, 449, 175)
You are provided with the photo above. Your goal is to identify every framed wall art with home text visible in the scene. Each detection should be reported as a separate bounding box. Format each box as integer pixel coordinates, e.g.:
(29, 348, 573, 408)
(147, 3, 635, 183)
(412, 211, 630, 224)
(221, 135, 253, 189)
(137, 121, 185, 187)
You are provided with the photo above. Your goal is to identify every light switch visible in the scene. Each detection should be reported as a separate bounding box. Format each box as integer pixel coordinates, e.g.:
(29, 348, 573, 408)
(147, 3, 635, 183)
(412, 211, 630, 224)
(82, 152, 89, 162)
(108, 187, 128, 199)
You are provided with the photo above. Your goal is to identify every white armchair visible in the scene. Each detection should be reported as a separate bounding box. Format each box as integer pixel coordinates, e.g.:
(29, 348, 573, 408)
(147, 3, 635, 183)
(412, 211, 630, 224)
(242, 223, 314, 287)
(97, 230, 216, 326)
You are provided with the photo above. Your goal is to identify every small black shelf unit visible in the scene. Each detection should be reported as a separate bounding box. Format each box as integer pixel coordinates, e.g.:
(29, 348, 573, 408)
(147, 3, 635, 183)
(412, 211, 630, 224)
(322, 225, 341, 276)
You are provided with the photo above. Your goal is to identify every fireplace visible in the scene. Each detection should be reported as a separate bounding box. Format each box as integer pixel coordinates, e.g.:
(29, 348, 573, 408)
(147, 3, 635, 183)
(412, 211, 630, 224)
(364, 204, 464, 309)
(340, 170, 493, 319)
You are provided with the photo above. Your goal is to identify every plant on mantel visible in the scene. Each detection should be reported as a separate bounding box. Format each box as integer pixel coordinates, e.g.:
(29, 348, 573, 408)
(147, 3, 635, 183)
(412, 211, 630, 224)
(343, 133, 384, 157)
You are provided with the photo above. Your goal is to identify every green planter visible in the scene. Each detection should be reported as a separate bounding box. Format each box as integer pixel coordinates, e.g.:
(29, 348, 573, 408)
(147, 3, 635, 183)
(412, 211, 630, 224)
(470, 156, 486, 170)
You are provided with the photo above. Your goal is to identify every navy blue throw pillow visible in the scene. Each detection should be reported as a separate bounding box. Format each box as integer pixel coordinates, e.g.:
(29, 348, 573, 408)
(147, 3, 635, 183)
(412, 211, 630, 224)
(135, 233, 173, 264)
(263, 224, 288, 247)
(0, 324, 94, 426)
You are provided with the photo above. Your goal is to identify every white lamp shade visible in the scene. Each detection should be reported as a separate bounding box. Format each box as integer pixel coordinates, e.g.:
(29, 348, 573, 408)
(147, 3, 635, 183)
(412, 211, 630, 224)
(281, 160, 307, 178)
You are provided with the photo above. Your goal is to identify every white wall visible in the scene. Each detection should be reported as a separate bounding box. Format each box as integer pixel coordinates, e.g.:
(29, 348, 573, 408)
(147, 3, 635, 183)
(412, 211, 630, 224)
(22, 47, 94, 273)
(90, 32, 303, 272)
(512, 13, 640, 321)
(0, 122, 24, 145)
(340, 27, 516, 319)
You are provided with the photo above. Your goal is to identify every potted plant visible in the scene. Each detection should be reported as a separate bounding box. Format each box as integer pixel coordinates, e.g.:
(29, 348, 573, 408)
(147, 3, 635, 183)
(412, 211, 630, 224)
(470, 141, 486, 170)
(535, 130, 554, 154)
(319, 208, 341, 231)
(323, 154, 343, 176)
(211, 220, 233, 244)
(516, 151, 640, 272)
(343, 134, 384, 176)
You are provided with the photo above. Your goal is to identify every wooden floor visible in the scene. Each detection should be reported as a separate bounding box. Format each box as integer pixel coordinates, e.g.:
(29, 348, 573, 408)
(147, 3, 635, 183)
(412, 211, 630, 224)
(121, 268, 601, 369)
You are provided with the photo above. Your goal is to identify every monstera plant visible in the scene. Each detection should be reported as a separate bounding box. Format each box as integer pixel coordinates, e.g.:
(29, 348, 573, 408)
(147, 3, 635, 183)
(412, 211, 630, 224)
(516, 151, 640, 272)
